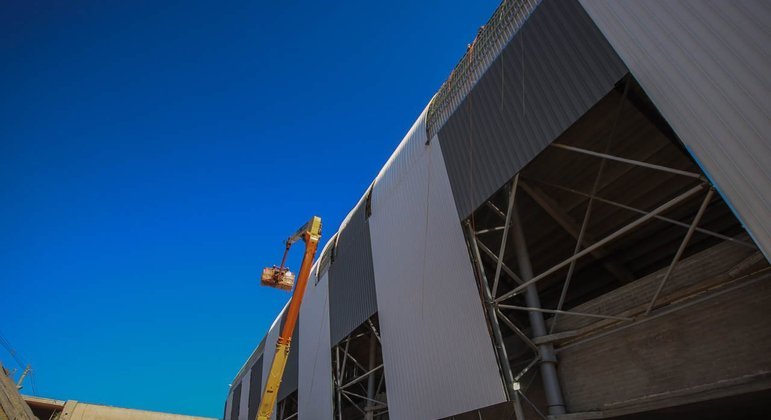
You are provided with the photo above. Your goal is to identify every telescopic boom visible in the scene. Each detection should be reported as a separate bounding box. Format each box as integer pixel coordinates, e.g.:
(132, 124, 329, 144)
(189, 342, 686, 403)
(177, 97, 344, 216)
(256, 216, 321, 420)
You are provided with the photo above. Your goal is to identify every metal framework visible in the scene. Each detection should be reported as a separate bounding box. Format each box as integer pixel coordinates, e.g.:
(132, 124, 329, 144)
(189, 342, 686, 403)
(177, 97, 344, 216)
(332, 317, 388, 420)
(276, 392, 298, 420)
(463, 138, 756, 418)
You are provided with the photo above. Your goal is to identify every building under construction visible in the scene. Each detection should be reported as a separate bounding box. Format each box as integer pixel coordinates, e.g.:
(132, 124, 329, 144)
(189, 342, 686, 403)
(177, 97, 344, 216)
(224, 0, 771, 418)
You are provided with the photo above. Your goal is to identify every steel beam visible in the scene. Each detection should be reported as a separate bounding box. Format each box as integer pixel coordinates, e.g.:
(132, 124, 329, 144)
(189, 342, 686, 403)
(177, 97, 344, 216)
(341, 390, 385, 408)
(498, 304, 633, 322)
(495, 307, 539, 354)
(645, 188, 715, 315)
(476, 239, 524, 285)
(339, 338, 350, 381)
(340, 365, 383, 390)
(528, 178, 754, 248)
(466, 222, 517, 400)
(513, 357, 539, 383)
(333, 319, 388, 419)
(367, 319, 381, 344)
(477, 225, 506, 234)
(513, 392, 526, 420)
(486, 201, 507, 219)
(518, 390, 547, 419)
(278, 400, 286, 420)
(376, 372, 384, 397)
(493, 176, 520, 297)
(519, 180, 634, 283)
(551, 143, 703, 180)
(339, 344, 367, 374)
(341, 392, 366, 415)
(496, 184, 706, 303)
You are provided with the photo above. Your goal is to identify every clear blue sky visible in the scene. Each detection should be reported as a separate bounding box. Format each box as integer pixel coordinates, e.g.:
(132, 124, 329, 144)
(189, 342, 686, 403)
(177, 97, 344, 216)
(1, 1, 498, 417)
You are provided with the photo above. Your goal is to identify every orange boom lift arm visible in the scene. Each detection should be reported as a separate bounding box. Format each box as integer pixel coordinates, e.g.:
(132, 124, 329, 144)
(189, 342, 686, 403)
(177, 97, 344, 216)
(257, 216, 322, 420)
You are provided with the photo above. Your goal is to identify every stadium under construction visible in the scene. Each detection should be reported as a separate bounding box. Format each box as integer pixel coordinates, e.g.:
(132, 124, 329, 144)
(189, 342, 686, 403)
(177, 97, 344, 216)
(224, 0, 771, 418)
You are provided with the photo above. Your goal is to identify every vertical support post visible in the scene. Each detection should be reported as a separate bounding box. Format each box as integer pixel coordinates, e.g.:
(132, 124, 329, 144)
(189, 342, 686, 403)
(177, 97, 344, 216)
(364, 330, 377, 420)
(335, 347, 342, 420)
(466, 223, 516, 401)
(510, 205, 566, 415)
(492, 176, 519, 297)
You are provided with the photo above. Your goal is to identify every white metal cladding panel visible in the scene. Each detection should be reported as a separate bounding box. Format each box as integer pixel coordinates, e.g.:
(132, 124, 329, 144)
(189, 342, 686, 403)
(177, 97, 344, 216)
(370, 106, 430, 212)
(261, 302, 289, 420)
(579, 0, 771, 258)
(369, 136, 506, 419)
(298, 269, 333, 420)
(238, 369, 250, 420)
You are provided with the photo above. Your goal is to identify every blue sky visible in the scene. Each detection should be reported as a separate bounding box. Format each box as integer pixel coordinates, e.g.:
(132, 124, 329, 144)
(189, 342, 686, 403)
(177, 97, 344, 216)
(0, 1, 498, 417)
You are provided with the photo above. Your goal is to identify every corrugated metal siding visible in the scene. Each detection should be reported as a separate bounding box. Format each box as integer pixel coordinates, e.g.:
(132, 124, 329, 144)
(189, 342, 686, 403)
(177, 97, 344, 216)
(278, 313, 299, 401)
(247, 356, 263, 420)
(369, 135, 506, 419)
(230, 382, 242, 420)
(426, 0, 541, 139)
(298, 269, 333, 420)
(438, 0, 628, 219)
(328, 199, 378, 345)
(371, 107, 430, 213)
(237, 370, 250, 420)
(579, 0, 771, 259)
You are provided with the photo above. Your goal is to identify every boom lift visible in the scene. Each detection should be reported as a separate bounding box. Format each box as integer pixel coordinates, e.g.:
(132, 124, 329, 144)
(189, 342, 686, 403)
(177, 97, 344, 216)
(257, 216, 322, 420)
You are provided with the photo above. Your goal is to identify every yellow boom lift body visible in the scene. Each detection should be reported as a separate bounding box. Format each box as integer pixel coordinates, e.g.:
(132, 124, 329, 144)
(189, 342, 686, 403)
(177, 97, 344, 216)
(257, 216, 322, 420)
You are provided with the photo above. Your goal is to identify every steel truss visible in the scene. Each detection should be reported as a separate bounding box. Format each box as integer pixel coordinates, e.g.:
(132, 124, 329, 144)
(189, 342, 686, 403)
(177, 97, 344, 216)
(463, 140, 754, 418)
(332, 317, 388, 420)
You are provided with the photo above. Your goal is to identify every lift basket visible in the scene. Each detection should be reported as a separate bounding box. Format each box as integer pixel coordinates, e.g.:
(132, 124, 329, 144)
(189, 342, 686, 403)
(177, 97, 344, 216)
(261, 267, 295, 290)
